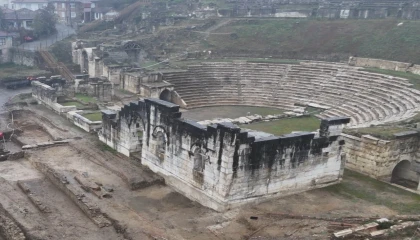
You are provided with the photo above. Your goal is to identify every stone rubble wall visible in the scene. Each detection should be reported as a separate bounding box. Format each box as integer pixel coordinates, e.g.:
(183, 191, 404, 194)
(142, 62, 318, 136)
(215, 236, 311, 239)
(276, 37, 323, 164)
(349, 56, 420, 75)
(33, 162, 112, 228)
(10, 48, 36, 67)
(0, 202, 26, 240)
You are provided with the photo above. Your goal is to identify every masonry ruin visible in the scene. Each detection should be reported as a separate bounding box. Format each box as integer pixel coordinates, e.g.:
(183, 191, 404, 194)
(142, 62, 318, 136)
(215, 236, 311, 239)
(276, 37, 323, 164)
(99, 98, 350, 211)
(72, 40, 144, 85)
(343, 131, 420, 190)
(5, 0, 420, 238)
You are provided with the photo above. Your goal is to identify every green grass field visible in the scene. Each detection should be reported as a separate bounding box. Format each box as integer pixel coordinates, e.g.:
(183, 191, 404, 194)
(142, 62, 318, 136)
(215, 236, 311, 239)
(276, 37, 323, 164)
(241, 115, 321, 136)
(343, 126, 414, 140)
(204, 19, 420, 63)
(82, 112, 102, 121)
(183, 106, 284, 121)
(326, 170, 420, 214)
(75, 94, 97, 103)
(0, 63, 49, 81)
(61, 101, 84, 108)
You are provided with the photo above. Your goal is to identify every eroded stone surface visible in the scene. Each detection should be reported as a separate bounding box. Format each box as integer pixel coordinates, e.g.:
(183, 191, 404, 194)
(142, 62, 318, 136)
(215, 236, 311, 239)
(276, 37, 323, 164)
(99, 98, 350, 211)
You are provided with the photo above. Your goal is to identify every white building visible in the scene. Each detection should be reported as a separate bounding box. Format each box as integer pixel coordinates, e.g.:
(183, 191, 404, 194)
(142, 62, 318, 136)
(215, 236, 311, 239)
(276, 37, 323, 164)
(11, 0, 48, 10)
(0, 0, 11, 8)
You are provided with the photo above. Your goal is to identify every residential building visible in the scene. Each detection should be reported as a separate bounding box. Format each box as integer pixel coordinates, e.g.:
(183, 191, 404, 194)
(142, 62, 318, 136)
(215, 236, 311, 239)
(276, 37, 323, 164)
(91, 6, 112, 21)
(0, 0, 11, 8)
(50, 0, 98, 24)
(11, 0, 48, 10)
(0, 31, 16, 63)
(3, 8, 38, 30)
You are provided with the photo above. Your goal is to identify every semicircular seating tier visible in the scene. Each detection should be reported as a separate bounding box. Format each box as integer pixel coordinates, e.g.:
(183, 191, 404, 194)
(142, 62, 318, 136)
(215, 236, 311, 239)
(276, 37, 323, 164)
(162, 61, 420, 127)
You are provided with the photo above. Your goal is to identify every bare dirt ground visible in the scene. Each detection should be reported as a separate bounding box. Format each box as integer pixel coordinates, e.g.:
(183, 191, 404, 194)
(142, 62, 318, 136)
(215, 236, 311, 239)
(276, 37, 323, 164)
(0, 104, 419, 240)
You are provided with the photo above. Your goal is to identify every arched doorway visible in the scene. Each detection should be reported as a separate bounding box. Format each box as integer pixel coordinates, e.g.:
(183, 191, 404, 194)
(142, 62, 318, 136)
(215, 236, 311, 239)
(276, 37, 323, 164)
(391, 160, 419, 189)
(82, 51, 89, 74)
(193, 148, 205, 184)
(155, 131, 166, 161)
(159, 89, 171, 102)
(123, 41, 142, 62)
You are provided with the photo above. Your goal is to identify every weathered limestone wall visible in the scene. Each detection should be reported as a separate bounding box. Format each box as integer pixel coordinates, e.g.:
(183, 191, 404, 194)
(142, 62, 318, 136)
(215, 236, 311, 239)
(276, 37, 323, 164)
(120, 72, 140, 94)
(32, 81, 57, 106)
(103, 65, 121, 85)
(141, 100, 349, 211)
(349, 57, 420, 75)
(32, 81, 77, 114)
(72, 44, 127, 87)
(11, 48, 36, 67)
(218, 1, 420, 19)
(67, 111, 102, 133)
(342, 132, 420, 180)
(76, 80, 112, 102)
(100, 98, 349, 211)
(120, 71, 176, 101)
(171, 91, 187, 108)
(99, 107, 144, 157)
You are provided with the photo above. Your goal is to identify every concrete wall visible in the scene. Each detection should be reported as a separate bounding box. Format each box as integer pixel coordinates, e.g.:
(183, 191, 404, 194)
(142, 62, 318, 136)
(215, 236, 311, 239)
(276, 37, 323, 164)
(342, 132, 420, 181)
(349, 56, 420, 75)
(100, 98, 350, 211)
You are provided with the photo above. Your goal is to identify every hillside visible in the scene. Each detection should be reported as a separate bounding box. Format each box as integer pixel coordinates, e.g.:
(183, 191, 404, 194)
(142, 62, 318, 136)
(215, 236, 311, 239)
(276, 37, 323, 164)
(202, 19, 420, 63)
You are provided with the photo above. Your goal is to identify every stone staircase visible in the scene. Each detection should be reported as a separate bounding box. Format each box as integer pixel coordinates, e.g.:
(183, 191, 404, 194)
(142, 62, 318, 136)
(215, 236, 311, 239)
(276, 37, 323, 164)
(39, 51, 75, 82)
(162, 61, 420, 127)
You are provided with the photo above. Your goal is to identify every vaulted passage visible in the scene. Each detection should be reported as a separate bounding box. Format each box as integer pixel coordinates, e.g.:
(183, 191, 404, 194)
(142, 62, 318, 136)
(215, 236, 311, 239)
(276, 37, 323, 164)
(82, 51, 89, 74)
(391, 160, 419, 189)
(159, 89, 171, 102)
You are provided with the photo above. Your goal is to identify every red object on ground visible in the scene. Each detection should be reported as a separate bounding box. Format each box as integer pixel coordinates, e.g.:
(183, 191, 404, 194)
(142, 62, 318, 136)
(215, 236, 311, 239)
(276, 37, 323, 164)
(24, 36, 33, 42)
(0, 132, 3, 138)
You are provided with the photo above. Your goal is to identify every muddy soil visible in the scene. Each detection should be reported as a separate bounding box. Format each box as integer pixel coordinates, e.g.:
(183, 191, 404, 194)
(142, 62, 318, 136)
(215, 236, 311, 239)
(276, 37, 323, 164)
(0, 104, 416, 240)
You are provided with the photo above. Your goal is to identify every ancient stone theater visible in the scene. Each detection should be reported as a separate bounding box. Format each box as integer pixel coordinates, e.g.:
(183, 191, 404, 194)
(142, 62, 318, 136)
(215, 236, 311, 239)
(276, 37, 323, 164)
(100, 98, 349, 211)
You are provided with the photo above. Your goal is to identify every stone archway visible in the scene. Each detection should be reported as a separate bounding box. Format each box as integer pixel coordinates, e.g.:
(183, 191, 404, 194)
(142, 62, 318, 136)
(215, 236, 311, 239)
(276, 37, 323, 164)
(82, 50, 89, 74)
(391, 160, 419, 189)
(193, 148, 205, 184)
(123, 41, 143, 62)
(159, 89, 172, 102)
(154, 131, 166, 162)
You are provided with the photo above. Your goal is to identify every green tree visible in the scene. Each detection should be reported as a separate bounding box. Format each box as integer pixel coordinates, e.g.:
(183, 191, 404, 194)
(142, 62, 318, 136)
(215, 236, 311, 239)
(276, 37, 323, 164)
(33, 3, 57, 37)
(0, 9, 5, 30)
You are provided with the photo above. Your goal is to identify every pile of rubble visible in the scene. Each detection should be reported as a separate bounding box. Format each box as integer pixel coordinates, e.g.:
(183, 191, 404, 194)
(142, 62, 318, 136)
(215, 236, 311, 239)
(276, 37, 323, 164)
(333, 216, 420, 239)
(198, 108, 306, 126)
